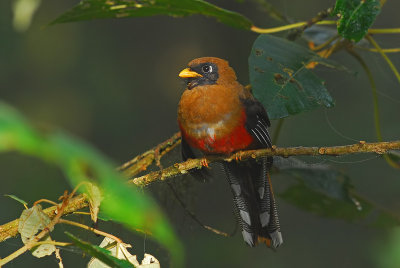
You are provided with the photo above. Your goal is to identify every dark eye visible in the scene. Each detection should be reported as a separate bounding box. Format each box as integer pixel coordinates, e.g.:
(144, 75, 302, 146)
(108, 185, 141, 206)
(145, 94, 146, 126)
(202, 65, 212, 73)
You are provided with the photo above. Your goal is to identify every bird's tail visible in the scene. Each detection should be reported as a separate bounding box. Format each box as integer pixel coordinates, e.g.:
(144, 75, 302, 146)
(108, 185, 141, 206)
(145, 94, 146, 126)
(222, 157, 283, 248)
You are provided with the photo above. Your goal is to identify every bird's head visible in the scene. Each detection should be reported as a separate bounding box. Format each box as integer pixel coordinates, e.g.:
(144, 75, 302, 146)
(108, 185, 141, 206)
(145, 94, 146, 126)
(179, 57, 238, 90)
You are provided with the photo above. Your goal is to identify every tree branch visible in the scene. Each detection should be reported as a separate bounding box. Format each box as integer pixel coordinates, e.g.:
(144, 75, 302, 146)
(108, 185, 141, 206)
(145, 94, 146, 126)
(0, 194, 87, 243)
(1, 137, 399, 245)
(129, 140, 400, 187)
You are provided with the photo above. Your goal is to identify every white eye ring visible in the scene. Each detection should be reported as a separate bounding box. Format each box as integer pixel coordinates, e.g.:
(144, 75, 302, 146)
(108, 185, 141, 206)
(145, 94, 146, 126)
(202, 65, 212, 73)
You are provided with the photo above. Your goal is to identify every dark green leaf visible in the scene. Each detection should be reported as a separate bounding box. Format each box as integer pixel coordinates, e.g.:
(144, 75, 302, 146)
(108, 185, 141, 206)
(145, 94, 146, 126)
(0, 102, 183, 267)
(276, 157, 400, 226)
(280, 182, 371, 220)
(333, 0, 381, 42)
(249, 34, 335, 119)
(274, 157, 353, 202)
(51, 0, 253, 30)
(66, 232, 134, 268)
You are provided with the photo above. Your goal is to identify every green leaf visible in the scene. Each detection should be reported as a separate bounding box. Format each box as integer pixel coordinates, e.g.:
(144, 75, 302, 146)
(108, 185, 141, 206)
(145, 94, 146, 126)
(274, 157, 353, 202)
(66, 232, 134, 268)
(0, 101, 183, 267)
(280, 183, 370, 220)
(276, 157, 400, 226)
(4, 194, 28, 206)
(333, 0, 381, 42)
(249, 34, 335, 119)
(51, 0, 253, 30)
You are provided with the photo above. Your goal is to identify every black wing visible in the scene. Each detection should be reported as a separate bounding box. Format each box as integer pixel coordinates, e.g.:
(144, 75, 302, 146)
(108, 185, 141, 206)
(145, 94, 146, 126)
(240, 97, 272, 149)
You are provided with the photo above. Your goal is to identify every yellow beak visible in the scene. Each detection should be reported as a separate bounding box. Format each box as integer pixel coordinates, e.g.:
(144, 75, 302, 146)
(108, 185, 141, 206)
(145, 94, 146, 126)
(178, 68, 203, 78)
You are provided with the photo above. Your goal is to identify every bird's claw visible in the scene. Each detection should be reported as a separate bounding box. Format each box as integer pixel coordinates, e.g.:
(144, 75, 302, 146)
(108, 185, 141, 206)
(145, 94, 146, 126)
(200, 158, 209, 168)
(235, 152, 242, 162)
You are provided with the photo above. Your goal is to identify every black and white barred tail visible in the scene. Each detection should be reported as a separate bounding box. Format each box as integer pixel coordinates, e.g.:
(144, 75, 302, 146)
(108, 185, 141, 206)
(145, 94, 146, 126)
(222, 157, 282, 248)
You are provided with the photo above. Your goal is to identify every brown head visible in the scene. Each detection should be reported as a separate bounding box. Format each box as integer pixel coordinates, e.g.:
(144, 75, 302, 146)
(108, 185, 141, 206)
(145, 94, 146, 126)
(178, 57, 239, 90)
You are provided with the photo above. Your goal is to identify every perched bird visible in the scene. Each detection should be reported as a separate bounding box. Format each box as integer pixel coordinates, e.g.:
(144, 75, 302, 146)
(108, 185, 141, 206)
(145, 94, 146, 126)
(177, 57, 283, 248)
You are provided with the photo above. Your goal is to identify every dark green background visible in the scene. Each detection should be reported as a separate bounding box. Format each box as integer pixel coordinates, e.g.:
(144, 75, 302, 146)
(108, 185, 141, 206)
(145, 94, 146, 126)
(1, 0, 400, 267)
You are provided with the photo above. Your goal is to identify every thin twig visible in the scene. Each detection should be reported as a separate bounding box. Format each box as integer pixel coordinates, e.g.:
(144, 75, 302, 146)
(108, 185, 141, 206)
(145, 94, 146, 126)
(287, 7, 334, 40)
(117, 132, 181, 177)
(59, 219, 123, 243)
(368, 28, 400, 34)
(251, 20, 336, 34)
(366, 35, 400, 85)
(346, 48, 400, 169)
(167, 183, 233, 237)
(129, 140, 400, 187)
(272, 118, 284, 145)
(355, 46, 400, 53)
(310, 35, 340, 51)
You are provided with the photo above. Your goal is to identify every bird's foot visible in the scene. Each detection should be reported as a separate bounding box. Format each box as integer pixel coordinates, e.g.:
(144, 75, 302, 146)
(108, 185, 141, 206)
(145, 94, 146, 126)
(235, 152, 243, 162)
(200, 158, 209, 168)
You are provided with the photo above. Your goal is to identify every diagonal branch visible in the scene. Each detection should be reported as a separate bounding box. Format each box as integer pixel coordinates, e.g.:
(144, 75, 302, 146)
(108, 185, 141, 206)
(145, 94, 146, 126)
(129, 140, 400, 187)
(1, 137, 399, 245)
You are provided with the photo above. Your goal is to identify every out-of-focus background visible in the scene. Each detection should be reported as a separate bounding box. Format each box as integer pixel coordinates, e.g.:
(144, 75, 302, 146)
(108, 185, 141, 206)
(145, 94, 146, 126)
(1, 0, 400, 267)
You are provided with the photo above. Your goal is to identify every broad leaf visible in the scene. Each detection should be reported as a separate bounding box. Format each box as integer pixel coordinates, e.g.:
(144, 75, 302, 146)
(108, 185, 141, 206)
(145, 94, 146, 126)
(249, 34, 335, 119)
(274, 157, 353, 202)
(333, 0, 381, 42)
(51, 0, 253, 30)
(275, 157, 400, 226)
(66, 232, 134, 268)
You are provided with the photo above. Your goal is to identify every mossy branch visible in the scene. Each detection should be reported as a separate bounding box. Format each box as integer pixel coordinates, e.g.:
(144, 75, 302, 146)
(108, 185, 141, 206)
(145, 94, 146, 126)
(129, 140, 400, 187)
(1, 136, 399, 245)
(0, 194, 87, 243)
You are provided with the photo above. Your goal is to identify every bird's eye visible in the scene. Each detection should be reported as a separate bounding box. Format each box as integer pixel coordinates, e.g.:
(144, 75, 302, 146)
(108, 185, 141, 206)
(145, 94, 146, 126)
(202, 65, 212, 73)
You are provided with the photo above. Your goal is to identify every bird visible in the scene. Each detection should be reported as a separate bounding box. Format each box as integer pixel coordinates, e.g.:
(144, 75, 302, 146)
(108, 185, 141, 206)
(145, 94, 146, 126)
(177, 57, 283, 248)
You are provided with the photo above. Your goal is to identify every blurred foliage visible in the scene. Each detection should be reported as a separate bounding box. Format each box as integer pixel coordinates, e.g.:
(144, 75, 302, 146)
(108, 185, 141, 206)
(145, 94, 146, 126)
(12, 0, 42, 32)
(377, 228, 400, 268)
(0, 102, 183, 266)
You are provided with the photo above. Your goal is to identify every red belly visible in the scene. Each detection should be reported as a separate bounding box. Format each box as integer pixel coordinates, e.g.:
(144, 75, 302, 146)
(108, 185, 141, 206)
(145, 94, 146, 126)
(180, 111, 254, 154)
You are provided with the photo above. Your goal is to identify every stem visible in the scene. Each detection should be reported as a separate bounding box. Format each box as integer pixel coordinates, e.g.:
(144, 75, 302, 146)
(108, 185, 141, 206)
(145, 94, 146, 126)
(368, 28, 400, 34)
(346, 49, 382, 141)
(366, 35, 400, 86)
(59, 219, 122, 243)
(167, 183, 233, 237)
(311, 35, 340, 51)
(347, 48, 400, 169)
(355, 46, 400, 53)
(251, 20, 336, 34)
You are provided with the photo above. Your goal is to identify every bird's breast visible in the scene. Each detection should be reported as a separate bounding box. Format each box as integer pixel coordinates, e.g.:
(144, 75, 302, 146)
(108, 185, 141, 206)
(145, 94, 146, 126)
(179, 109, 254, 154)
